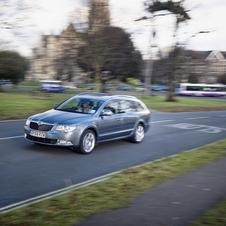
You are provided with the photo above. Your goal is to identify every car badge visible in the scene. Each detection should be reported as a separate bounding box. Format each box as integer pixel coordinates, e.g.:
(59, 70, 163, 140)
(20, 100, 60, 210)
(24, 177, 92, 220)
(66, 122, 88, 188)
(37, 121, 42, 126)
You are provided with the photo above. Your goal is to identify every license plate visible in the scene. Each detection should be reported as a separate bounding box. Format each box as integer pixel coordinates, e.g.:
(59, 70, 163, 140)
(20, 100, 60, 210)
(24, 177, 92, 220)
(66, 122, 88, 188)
(30, 130, 46, 138)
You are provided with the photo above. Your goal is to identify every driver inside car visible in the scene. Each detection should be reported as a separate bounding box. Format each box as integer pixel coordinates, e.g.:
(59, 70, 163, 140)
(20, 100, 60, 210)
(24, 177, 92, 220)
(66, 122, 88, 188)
(78, 101, 92, 113)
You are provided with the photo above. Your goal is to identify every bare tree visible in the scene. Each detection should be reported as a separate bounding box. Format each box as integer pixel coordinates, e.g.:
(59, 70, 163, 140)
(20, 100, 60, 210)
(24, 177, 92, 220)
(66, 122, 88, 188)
(136, 1, 191, 100)
(0, 0, 41, 51)
(146, 0, 191, 101)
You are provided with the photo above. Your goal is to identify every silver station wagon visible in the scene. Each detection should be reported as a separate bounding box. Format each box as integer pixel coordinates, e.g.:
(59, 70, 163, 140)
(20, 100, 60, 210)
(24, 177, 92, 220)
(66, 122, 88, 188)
(24, 93, 151, 154)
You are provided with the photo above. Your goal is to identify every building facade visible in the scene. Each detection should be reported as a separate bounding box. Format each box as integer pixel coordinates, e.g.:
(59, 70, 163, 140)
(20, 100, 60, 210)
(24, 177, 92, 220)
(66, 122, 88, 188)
(28, 0, 110, 82)
(152, 50, 226, 85)
(179, 50, 226, 83)
(89, 0, 110, 34)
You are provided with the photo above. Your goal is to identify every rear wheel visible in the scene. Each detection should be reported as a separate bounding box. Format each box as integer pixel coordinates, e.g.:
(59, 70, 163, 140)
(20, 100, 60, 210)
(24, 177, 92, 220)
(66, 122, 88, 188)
(130, 123, 145, 143)
(78, 130, 96, 154)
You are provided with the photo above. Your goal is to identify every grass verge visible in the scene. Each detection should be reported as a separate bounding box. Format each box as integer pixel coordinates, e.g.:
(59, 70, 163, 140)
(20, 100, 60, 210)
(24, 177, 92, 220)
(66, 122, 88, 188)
(1, 139, 226, 226)
(139, 96, 226, 112)
(190, 198, 226, 226)
(1, 93, 226, 120)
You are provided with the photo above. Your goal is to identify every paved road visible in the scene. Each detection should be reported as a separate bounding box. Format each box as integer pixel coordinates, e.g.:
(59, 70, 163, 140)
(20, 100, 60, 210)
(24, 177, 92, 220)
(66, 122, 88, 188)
(0, 111, 226, 208)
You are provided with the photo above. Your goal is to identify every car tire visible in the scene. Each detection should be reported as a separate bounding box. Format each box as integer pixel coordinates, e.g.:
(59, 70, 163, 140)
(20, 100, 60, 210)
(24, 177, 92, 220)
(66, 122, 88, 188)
(130, 123, 145, 143)
(78, 130, 96, 154)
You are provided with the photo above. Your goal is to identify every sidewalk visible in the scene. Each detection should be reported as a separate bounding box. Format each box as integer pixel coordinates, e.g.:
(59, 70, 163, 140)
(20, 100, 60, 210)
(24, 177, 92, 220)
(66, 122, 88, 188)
(76, 156, 226, 226)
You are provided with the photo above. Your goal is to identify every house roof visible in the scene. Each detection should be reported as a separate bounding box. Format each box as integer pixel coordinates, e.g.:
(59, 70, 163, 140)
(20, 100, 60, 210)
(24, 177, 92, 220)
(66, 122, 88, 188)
(179, 50, 226, 61)
(182, 50, 212, 59)
(206, 50, 226, 61)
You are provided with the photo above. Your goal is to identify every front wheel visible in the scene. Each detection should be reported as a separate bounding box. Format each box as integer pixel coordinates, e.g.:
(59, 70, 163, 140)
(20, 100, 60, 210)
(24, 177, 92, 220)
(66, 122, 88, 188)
(130, 123, 145, 143)
(78, 130, 96, 154)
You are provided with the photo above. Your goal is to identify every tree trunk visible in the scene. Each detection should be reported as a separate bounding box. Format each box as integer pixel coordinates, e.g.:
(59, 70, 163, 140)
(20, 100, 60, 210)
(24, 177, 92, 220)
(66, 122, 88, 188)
(94, 65, 101, 92)
(144, 59, 152, 96)
(166, 57, 177, 102)
(166, 79, 176, 101)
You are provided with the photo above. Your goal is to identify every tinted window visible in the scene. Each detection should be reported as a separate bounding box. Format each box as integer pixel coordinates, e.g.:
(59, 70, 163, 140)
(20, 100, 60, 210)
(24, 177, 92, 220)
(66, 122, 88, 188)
(56, 97, 103, 114)
(103, 100, 119, 114)
(103, 100, 130, 114)
(118, 100, 132, 113)
(131, 101, 144, 112)
(186, 86, 201, 91)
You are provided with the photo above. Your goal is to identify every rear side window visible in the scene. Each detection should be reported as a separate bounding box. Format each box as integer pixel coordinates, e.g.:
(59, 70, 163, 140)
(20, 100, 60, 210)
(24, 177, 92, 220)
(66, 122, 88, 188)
(117, 100, 130, 113)
(130, 101, 144, 112)
(118, 100, 145, 113)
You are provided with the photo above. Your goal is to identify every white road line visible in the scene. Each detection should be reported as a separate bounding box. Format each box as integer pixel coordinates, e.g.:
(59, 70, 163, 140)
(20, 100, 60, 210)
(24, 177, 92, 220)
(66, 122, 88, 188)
(186, 117, 209, 120)
(0, 135, 23, 141)
(0, 173, 117, 213)
(150, 120, 174, 124)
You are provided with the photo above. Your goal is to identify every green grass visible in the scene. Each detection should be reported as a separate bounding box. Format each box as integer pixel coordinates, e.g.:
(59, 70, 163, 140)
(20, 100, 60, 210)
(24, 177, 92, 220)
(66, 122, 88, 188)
(0, 140, 226, 226)
(139, 96, 226, 112)
(189, 198, 226, 226)
(0, 93, 73, 120)
(0, 92, 226, 120)
(18, 81, 40, 86)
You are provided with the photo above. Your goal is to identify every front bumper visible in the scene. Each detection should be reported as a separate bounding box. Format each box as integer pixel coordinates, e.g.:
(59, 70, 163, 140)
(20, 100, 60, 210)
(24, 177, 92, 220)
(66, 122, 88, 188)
(24, 127, 81, 147)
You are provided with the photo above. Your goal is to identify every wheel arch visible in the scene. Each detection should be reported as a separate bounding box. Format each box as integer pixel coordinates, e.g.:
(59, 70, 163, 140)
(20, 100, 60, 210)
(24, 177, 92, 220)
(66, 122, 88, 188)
(79, 126, 98, 145)
(136, 119, 146, 130)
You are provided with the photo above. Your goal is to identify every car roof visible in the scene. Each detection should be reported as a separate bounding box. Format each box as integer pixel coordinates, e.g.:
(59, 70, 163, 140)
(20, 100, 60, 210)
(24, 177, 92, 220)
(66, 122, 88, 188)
(76, 92, 138, 101)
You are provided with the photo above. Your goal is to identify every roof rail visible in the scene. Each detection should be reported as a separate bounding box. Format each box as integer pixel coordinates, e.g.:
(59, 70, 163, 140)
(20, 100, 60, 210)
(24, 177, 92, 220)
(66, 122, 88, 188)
(76, 92, 112, 96)
(113, 95, 137, 99)
(76, 93, 137, 99)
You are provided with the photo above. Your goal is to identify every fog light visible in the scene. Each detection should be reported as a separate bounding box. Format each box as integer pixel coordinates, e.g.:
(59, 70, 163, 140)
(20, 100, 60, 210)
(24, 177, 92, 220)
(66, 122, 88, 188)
(57, 140, 73, 145)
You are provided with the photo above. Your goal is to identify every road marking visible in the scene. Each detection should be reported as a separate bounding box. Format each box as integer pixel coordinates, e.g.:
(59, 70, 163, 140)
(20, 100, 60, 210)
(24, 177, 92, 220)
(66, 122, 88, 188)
(186, 117, 209, 120)
(199, 126, 226, 133)
(164, 123, 226, 134)
(150, 120, 174, 124)
(0, 135, 23, 141)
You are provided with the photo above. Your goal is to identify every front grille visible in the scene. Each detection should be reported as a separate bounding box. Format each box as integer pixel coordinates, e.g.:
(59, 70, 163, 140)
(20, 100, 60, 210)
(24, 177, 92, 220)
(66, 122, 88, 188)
(26, 134, 57, 144)
(30, 122, 53, 131)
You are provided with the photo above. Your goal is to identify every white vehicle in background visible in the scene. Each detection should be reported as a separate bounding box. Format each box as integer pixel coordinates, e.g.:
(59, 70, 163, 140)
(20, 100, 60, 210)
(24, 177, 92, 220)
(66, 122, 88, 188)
(135, 84, 146, 92)
(40, 80, 66, 93)
(62, 82, 77, 90)
(175, 83, 226, 97)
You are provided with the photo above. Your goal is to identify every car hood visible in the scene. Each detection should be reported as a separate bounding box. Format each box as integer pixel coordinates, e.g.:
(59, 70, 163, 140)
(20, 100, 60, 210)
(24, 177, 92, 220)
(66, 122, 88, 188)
(30, 109, 93, 125)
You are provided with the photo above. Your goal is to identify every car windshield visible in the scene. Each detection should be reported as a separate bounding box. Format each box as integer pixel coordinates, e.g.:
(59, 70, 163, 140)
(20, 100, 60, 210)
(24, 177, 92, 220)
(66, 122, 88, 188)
(55, 97, 104, 114)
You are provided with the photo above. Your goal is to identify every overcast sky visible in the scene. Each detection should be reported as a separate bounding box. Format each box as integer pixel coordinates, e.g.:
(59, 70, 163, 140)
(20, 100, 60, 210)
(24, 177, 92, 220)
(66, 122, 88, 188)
(2, 0, 226, 58)
(110, 0, 226, 58)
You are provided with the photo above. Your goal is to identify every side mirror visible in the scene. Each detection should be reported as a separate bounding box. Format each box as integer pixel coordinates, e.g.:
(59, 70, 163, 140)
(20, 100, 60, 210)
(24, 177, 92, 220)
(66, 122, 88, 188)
(53, 103, 58, 109)
(100, 109, 113, 116)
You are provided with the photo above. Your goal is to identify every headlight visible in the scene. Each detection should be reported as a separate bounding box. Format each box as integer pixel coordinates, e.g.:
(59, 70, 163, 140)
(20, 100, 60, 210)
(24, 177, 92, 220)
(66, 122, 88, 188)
(56, 125, 77, 133)
(25, 119, 31, 126)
